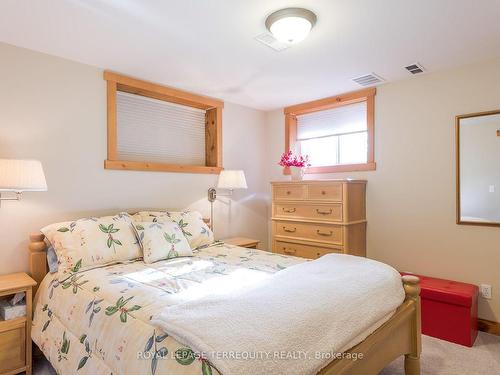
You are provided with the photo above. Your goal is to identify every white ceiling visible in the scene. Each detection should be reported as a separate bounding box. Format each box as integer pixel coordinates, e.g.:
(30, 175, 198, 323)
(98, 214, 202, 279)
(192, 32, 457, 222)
(1, 0, 500, 110)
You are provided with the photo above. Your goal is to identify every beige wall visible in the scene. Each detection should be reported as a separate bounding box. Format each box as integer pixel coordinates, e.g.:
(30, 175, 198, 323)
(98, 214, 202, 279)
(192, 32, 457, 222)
(265, 59, 500, 321)
(0, 42, 269, 275)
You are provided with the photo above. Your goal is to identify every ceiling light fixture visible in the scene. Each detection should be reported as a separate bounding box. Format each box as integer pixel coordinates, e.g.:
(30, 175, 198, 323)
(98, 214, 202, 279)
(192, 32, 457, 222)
(265, 8, 317, 44)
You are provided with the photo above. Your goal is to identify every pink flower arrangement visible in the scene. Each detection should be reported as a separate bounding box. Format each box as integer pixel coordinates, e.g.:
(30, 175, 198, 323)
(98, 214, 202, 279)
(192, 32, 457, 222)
(278, 150, 311, 168)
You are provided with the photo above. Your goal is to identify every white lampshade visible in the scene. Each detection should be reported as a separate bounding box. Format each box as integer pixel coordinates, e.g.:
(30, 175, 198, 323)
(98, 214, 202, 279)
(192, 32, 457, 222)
(0, 159, 47, 192)
(217, 170, 247, 190)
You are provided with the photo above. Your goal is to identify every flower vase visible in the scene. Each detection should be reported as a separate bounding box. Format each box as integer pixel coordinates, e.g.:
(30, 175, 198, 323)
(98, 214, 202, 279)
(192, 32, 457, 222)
(290, 166, 304, 181)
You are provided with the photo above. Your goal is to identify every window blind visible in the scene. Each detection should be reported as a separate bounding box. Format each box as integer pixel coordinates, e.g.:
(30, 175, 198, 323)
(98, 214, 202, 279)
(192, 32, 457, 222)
(116, 91, 206, 165)
(296, 101, 367, 140)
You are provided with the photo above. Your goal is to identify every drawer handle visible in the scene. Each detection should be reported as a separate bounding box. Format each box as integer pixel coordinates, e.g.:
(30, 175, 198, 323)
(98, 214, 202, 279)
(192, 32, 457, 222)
(283, 227, 297, 233)
(316, 230, 333, 236)
(286, 191, 291, 195)
(321, 190, 326, 195)
(283, 247, 296, 255)
(282, 208, 296, 213)
(316, 209, 333, 215)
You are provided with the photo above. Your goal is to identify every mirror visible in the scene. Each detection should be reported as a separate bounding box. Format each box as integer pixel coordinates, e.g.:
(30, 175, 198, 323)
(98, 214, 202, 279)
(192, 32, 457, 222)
(456, 110, 500, 226)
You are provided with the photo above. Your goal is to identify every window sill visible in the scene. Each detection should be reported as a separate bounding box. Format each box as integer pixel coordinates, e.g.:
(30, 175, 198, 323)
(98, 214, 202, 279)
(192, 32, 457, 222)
(283, 162, 376, 175)
(105, 160, 223, 174)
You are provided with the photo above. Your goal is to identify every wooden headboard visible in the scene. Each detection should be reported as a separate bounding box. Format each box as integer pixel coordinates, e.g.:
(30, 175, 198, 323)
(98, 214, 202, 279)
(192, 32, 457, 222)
(28, 216, 211, 296)
(29, 233, 48, 296)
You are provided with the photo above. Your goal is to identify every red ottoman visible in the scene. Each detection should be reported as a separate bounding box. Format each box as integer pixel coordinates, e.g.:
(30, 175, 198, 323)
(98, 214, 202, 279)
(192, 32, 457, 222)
(401, 272, 478, 347)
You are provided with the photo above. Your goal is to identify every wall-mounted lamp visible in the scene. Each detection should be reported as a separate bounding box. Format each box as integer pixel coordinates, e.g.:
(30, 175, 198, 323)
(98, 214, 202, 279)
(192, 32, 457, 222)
(208, 170, 247, 234)
(0, 159, 47, 207)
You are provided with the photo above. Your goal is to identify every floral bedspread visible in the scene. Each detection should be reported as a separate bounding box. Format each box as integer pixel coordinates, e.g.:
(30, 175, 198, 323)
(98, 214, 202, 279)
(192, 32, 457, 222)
(32, 243, 304, 375)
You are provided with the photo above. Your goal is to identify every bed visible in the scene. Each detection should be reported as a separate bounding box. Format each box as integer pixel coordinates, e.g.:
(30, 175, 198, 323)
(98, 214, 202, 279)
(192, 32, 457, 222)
(28, 232, 421, 375)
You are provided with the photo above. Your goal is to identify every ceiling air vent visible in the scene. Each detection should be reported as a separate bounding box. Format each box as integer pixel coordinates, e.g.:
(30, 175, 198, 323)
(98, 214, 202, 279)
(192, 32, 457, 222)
(405, 63, 425, 74)
(352, 73, 385, 87)
(254, 32, 289, 51)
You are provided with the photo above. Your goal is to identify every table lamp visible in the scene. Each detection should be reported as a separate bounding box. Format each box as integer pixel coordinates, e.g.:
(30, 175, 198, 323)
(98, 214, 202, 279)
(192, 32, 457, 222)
(0, 159, 47, 206)
(208, 170, 247, 233)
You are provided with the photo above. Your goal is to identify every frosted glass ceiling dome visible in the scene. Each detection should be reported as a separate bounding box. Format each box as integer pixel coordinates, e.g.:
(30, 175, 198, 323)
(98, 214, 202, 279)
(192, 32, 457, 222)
(265, 8, 317, 44)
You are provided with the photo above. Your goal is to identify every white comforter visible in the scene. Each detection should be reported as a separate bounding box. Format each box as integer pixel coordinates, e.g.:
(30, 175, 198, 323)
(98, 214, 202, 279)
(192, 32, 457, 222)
(152, 254, 405, 375)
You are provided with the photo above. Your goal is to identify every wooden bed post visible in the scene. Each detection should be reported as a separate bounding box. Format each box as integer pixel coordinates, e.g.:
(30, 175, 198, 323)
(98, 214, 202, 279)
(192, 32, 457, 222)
(202, 217, 211, 230)
(29, 233, 47, 297)
(402, 275, 421, 375)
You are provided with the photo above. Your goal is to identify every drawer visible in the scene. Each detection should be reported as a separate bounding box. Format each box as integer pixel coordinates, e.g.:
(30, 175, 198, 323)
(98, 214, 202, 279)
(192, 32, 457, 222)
(274, 240, 341, 259)
(308, 183, 342, 201)
(274, 221, 343, 245)
(0, 320, 26, 373)
(274, 203, 343, 222)
(273, 184, 306, 200)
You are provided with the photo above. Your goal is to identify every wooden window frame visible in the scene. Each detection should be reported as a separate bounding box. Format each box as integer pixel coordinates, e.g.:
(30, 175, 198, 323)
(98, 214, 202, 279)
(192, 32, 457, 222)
(283, 87, 376, 174)
(103, 71, 224, 174)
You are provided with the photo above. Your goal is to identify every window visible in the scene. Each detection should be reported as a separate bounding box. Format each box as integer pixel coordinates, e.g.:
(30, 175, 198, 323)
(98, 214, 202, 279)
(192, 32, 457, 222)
(104, 71, 223, 174)
(284, 88, 376, 173)
(297, 101, 368, 166)
(116, 92, 206, 165)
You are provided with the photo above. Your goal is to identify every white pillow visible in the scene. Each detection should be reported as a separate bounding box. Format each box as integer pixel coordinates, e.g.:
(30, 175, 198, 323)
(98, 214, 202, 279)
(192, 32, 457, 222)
(41, 213, 141, 275)
(133, 210, 214, 249)
(133, 221, 192, 263)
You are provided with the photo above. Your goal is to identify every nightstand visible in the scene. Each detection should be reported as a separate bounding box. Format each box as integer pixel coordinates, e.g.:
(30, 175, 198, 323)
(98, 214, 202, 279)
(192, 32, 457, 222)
(223, 237, 260, 249)
(0, 273, 36, 375)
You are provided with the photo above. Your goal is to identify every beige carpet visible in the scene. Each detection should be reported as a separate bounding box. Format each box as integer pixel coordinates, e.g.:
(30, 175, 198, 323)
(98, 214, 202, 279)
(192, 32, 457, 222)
(33, 332, 500, 375)
(381, 332, 500, 375)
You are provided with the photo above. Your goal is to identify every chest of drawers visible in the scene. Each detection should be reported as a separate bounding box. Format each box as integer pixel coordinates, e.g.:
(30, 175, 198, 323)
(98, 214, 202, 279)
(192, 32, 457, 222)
(271, 180, 367, 259)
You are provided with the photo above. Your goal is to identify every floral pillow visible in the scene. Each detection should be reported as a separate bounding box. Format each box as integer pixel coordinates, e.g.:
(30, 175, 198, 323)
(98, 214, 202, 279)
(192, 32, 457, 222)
(41, 213, 142, 276)
(133, 210, 214, 249)
(133, 221, 192, 263)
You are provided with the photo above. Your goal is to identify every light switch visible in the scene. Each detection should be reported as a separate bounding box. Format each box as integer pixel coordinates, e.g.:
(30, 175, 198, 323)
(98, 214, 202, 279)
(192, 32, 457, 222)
(489, 185, 495, 193)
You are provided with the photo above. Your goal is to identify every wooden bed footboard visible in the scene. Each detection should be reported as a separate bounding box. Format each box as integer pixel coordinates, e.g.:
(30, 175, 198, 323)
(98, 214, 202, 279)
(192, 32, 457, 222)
(319, 275, 421, 375)
(28, 233, 420, 375)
